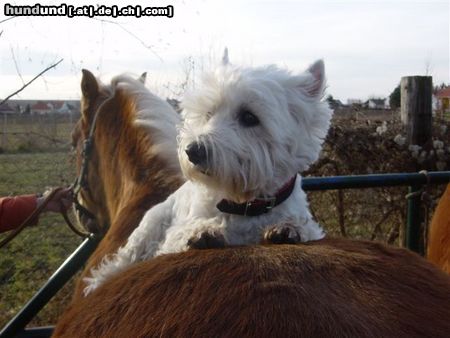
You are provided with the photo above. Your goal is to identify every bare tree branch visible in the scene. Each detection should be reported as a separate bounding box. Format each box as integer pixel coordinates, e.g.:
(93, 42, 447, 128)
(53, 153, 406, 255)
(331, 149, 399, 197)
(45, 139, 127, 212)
(0, 58, 63, 106)
(0, 16, 16, 24)
(370, 207, 396, 241)
(90, 17, 164, 62)
(10, 45, 25, 85)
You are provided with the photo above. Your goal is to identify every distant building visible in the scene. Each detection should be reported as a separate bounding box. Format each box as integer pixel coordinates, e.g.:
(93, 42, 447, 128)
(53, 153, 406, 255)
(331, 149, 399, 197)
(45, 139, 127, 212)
(347, 99, 363, 106)
(0, 102, 15, 114)
(50, 101, 73, 114)
(6, 99, 81, 115)
(366, 98, 389, 110)
(48, 101, 64, 111)
(435, 87, 450, 112)
(31, 101, 53, 114)
(65, 102, 80, 114)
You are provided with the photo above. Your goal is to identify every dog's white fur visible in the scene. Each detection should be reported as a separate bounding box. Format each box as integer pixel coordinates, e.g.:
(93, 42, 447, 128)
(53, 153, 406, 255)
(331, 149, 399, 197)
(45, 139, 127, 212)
(83, 54, 333, 296)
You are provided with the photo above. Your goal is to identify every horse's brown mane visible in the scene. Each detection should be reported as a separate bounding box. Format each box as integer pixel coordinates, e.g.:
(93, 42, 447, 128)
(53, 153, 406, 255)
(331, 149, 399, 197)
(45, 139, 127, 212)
(55, 239, 450, 337)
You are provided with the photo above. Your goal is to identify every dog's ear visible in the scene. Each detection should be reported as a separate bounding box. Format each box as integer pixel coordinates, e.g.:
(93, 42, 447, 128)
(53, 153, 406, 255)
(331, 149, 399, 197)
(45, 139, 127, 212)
(138, 72, 147, 84)
(304, 60, 325, 98)
(81, 69, 99, 102)
(222, 47, 230, 66)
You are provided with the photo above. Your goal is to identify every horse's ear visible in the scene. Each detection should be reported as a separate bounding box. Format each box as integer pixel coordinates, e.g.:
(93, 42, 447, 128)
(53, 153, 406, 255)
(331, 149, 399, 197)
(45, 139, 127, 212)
(138, 72, 147, 84)
(81, 69, 99, 102)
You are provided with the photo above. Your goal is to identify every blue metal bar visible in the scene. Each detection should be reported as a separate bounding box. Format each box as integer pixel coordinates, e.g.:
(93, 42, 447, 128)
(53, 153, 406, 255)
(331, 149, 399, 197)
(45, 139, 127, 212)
(0, 234, 100, 338)
(302, 171, 450, 191)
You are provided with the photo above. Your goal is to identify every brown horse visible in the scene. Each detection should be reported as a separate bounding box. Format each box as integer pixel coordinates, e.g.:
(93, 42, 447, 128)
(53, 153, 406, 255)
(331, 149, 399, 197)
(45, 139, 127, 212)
(70, 69, 183, 301)
(55, 240, 450, 337)
(57, 70, 450, 336)
(428, 184, 450, 273)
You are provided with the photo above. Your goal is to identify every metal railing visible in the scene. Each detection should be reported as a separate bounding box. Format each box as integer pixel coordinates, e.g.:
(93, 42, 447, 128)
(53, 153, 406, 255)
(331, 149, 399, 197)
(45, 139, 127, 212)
(0, 235, 101, 338)
(2, 171, 450, 338)
(302, 171, 450, 253)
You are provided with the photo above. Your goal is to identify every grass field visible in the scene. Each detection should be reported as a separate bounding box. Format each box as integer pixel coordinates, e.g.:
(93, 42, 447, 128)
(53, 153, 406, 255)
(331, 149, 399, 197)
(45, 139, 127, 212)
(0, 151, 83, 327)
(1, 114, 76, 153)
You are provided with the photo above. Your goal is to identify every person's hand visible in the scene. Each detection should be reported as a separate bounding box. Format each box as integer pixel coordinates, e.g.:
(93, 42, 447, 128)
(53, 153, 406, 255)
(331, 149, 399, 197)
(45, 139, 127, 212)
(37, 188, 73, 213)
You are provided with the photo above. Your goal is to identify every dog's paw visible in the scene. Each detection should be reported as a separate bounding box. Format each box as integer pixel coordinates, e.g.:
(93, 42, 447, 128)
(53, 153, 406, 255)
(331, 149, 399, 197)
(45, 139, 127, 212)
(187, 231, 226, 250)
(263, 224, 301, 245)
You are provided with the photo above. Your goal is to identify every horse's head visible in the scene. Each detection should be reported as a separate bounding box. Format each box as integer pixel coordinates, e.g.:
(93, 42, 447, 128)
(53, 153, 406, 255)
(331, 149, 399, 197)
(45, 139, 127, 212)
(71, 70, 112, 233)
(71, 69, 182, 236)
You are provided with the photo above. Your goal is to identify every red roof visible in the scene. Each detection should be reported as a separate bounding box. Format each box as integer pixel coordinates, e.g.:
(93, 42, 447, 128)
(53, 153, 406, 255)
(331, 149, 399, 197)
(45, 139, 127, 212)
(31, 101, 51, 110)
(436, 87, 450, 99)
(50, 101, 64, 109)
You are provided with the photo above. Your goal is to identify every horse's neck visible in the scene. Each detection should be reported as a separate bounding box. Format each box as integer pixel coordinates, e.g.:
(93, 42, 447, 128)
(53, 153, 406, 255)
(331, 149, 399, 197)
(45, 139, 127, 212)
(97, 130, 182, 241)
(100, 157, 139, 227)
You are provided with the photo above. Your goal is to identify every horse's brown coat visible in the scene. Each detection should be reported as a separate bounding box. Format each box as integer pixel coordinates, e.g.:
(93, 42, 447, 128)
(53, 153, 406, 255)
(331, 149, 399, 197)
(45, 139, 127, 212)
(54, 239, 450, 337)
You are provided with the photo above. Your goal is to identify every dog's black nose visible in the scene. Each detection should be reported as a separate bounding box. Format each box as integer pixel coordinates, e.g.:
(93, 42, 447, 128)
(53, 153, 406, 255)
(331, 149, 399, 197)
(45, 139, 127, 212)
(186, 142, 207, 165)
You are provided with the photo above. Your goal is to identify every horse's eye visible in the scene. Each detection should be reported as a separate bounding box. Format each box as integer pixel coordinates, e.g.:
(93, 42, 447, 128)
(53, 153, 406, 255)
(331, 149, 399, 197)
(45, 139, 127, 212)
(238, 108, 259, 127)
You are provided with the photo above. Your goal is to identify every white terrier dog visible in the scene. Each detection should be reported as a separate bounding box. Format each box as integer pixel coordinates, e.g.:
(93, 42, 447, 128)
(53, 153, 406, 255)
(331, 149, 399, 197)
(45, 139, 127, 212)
(84, 51, 333, 295)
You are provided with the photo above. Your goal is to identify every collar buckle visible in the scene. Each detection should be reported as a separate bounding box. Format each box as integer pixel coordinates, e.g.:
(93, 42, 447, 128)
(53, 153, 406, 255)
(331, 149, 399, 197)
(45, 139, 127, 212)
(263, 197, 277, 211)
(244, 201, 253, 216)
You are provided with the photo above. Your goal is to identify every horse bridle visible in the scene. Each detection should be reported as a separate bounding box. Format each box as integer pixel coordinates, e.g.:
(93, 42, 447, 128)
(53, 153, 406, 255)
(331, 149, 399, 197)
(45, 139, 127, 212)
(71, 107, 102, 234)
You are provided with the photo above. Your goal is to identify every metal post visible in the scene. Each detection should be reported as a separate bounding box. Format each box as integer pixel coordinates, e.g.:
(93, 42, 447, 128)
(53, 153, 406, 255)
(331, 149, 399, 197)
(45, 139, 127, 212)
(406, 185, 423, 255)
(0, 234, 100, 338)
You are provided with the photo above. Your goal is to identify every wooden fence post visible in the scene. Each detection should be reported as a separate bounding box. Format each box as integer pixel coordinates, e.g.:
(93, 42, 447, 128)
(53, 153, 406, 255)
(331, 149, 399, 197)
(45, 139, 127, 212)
(400, 76, 432, 251)
(400, 76, 433, 146)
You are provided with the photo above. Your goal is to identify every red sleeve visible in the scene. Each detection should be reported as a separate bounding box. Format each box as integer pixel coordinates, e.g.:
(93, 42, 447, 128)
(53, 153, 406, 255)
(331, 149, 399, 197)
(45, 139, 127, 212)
(0, 194, 38, 233)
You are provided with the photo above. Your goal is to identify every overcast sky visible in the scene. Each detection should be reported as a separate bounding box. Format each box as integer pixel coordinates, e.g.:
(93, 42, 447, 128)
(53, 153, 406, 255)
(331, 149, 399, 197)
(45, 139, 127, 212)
(0, 0, 448, 103)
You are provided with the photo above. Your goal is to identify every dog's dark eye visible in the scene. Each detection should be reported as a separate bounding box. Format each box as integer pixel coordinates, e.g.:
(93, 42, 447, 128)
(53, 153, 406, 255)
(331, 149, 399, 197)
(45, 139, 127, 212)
(238, 108, 259, 127)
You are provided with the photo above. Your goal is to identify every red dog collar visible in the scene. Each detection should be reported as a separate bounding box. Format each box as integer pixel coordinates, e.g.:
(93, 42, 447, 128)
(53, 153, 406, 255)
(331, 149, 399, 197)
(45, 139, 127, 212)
(216, 176, 297, 216)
